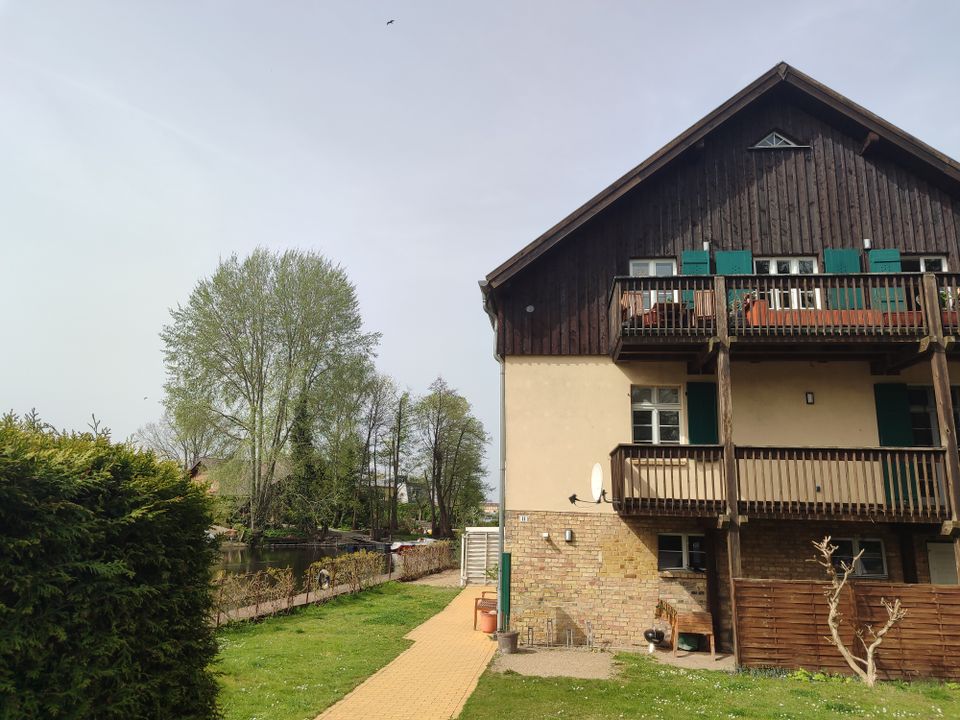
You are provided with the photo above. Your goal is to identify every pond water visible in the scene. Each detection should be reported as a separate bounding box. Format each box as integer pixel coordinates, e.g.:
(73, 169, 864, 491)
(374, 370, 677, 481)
(218, 543, 387, 591)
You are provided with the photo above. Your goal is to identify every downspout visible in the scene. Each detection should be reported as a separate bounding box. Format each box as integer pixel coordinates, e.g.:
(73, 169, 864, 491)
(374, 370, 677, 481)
(480, 281, 507, 632)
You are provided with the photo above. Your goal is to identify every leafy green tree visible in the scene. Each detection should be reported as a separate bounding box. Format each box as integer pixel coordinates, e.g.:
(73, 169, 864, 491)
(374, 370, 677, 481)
(280, 393, 326, 535)
(414, 377, 489, 538)
(161, 248, 378, 535)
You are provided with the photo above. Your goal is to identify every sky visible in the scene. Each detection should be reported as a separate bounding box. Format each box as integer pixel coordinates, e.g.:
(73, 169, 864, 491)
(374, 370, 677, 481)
(2, 1, 959, 499)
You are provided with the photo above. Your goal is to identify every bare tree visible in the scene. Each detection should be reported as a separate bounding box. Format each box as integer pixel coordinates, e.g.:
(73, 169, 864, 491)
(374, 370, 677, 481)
(387, 391, 410, 532)
(812, 536, 907, 687)
(356, 373, 393, 537)
(135, 407, 229, 471)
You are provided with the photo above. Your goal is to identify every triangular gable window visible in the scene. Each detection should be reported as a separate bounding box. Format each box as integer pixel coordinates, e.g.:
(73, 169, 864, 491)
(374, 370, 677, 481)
(751, 131, 804, 149)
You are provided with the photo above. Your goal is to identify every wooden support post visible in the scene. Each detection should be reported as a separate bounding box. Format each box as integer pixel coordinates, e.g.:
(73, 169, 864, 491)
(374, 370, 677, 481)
(922, 273, 960, 581)
(714, 275, 741, 661)
(922, 274, 960, 522)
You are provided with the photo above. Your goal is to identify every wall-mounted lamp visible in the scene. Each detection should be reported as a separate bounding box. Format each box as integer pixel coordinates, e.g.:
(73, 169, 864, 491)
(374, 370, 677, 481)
(805, 391, 815, 405)
(702, 240, 710, 252)
(542, 532, 550, 540)
(525, 305, 535, 313)
(564, 529, 574, 543)
(863, 238, 872, 250)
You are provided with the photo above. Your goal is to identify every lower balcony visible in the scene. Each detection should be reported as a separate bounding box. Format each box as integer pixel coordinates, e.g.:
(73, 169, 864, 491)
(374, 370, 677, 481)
(610, 443, 952, 523)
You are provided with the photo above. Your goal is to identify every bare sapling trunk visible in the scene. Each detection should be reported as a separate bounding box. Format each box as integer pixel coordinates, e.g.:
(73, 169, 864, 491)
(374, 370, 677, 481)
(812, 536, 907, 687)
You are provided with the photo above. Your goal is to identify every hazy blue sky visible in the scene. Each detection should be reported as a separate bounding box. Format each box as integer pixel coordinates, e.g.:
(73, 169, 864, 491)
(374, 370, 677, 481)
(2, 1, 959, 497)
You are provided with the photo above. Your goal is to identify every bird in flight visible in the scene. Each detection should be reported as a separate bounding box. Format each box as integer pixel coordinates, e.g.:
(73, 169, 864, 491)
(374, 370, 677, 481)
(386, 19, 395, 26)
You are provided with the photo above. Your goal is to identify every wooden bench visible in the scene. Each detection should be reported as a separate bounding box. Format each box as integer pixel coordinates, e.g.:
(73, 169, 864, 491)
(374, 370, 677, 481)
(474, 591, 497, 630)
(672, 611, 716, 658)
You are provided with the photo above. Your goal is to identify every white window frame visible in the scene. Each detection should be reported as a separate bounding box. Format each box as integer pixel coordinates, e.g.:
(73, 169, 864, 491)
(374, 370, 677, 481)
(831, 537, 888, 578)
(901, 255, 948, 273)
(750, 131, 809, 150)
(657, 533, 707, 571)
(754, 256, 821, 310)
(629, 258, 678, 308)
(631, 386, 682, 445)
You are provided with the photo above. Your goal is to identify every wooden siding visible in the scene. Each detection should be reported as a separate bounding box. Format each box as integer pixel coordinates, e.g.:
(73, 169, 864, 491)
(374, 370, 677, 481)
(496, 94, 960, 356)
(734, 579, 960, 680)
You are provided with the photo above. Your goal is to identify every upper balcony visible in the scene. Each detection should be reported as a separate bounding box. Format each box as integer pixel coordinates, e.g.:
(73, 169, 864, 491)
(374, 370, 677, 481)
(607, 273, 955, 363)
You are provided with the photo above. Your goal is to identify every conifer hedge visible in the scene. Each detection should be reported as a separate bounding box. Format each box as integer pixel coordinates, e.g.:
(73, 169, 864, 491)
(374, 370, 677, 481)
(0, 422, 220, 719)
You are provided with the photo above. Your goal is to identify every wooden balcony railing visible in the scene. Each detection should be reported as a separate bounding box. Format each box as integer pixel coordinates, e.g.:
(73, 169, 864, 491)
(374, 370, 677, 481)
(726, 273, 927, 339)
(612, 444, 952, 522)
(608, 276, 716, 343)
(609, 273, 934, 354)
(610, 443, 726, 516)
(735, 446, 950, 521)
(934, 273, 960, 337)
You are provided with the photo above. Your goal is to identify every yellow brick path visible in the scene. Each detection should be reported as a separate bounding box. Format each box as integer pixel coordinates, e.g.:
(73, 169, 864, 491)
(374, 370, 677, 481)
(316, 584, 497, 720)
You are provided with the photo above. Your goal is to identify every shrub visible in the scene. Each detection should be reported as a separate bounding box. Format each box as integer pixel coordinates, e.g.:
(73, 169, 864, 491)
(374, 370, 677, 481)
(397, 541, 453, 581)
(329, 550, 385, 592)
(212, 568, 300, 624)
(304, 550, 384, 596)
(0, 422, 220, 720)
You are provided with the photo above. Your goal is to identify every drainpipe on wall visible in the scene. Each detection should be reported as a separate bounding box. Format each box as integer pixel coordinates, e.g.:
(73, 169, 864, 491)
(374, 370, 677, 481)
(480, 281, 507, 633)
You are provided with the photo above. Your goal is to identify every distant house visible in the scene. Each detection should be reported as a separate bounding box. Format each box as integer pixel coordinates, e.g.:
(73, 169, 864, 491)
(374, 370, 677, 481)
(189, 457, 224, 494)
(372, 474, 409, 504)
(480, 501, 499, 517)
(188, 457, 290, 496)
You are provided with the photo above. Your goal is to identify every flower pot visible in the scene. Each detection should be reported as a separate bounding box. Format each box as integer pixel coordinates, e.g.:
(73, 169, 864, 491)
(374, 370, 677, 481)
(478, 609, 497, 634)
(497, 630, 519, 654)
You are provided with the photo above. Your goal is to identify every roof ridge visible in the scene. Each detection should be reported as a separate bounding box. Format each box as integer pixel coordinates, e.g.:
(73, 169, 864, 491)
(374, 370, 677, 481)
(484, 63, 960, 290)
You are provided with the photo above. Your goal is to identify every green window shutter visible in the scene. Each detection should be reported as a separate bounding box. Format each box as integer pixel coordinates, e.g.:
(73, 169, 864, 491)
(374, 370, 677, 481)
(681, 250, 710, 275)
(824, 248, 864, 309)
(874, 384, 912, 445)
(715, 250, 753, 275)
(868, 249, 906, 311)
(873, 383, 916, 505)
(868, 249, 902, 272)
(824, 248, 862, 273)
(686, 382, 719, 444)
(681, 250, 710, 308)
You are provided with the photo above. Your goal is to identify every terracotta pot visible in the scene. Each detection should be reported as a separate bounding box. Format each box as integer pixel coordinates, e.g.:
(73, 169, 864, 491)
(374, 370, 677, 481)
(478, 609, 497, 634)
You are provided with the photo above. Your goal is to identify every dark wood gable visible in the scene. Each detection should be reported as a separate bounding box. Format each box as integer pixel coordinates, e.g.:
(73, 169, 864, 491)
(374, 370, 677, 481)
(489, 83, 960, 357)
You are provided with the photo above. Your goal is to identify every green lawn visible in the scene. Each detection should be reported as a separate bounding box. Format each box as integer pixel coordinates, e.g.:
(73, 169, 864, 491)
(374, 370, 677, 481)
(215, 582, 459, 720)
(459, 654, 960, 720)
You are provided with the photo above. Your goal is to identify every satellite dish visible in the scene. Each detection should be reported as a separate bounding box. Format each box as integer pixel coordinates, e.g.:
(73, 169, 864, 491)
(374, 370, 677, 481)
(590, 463, 604, 502)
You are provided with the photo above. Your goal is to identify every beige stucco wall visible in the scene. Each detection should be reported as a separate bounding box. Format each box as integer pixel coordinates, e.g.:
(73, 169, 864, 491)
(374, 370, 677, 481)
(504, 356, 960, 513)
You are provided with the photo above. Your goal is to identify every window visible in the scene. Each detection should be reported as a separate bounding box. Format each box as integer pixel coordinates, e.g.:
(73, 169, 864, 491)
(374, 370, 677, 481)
(908, 386, 938, 446)
(629, 259, 677, 307)
(901, 256, 947, 273)
(632, 386, 681, 444)
(831, 538, 887, 577)
(906, 385, 960, 445)
(754, 256, 820, 309)
(750, 131, 807, 149)
(658, 534, 707, 571)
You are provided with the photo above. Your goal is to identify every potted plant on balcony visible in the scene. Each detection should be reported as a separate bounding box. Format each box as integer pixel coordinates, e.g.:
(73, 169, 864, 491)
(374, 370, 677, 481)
(939, 287, 960, 329)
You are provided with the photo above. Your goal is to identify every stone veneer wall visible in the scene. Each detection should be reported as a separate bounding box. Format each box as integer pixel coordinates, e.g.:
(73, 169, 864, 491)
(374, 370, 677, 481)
(505, 511, 932, 652)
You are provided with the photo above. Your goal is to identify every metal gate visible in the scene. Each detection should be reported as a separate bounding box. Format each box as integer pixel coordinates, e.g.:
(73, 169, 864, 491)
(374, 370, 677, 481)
(460, 527, 500, 585)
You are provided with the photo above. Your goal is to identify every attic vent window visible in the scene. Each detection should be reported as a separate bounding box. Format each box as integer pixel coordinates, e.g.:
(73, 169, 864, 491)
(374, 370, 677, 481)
(751, 131, 807, 149)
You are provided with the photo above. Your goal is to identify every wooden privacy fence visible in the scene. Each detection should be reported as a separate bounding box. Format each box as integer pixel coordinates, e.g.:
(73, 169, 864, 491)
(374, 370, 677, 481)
(734, 579, 960, 680)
